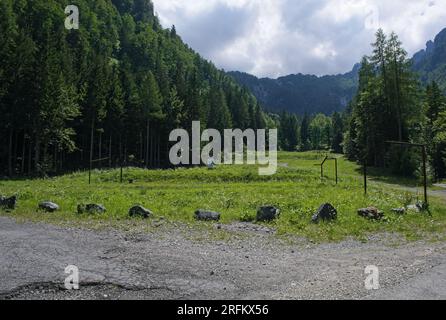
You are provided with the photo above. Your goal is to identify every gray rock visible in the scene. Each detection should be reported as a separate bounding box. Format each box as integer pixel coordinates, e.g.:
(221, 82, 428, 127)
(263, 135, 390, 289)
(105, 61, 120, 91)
(195, 210, 221, 222)
(358, 207, 384, 220)
(407, 204, 420, 212)
(129, 205, 153, 219)
(392, 208, 406, 215)
(257, 206, 280, 222)
(312, 203, 337, 223)
(0, 195, 16, 210)
(77, 204, 106, 215)
(39, 202, 60, 213)
(407, 202, 428, 213)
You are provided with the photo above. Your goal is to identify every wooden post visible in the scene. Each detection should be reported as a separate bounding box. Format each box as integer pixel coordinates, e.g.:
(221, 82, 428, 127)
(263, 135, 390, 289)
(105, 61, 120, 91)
(120, 160, 123, 184)
(335, 158, 338, 184)
(321, 163, 324, 180)
(363, 159, 367, 195)
(89, 118, 94, 185)
(422, 145, 428, 206)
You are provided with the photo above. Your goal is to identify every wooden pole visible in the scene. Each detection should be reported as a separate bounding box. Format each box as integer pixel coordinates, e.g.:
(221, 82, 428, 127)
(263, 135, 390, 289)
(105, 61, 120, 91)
(120, 159, 123, 184)
(89, 118, 94, 185)
(422, 145, 428, 206)
(335, 158, 338, 184)
(363, 159, 367, 195)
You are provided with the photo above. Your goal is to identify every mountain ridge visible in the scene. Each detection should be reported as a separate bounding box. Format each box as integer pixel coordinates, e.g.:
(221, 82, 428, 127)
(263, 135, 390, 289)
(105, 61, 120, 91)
(229, 28, 446, 115)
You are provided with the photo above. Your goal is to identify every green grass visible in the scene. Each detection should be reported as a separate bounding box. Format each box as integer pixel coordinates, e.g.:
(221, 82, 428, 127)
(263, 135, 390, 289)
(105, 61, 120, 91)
(1, 152, 445, 242)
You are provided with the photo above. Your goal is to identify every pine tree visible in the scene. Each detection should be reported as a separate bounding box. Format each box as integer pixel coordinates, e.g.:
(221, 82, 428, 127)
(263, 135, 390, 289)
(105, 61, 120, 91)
(0, 0, 269, 175)
(331, 112, 344, 153)
(208, 86, 233, 131)
(300, 113, 311, 151)
(424, 82, 446, 180)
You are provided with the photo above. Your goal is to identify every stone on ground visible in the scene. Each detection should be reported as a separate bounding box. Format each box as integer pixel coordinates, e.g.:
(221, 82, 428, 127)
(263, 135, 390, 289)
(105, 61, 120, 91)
(195, 210, 221, 221)
(0, 195, 17, 210)
(358, 207, 384, 220)
(39, 201, 60, 213)
(256, 206, 280, 222)
(129, 205, 153, 219)
(77, 204, 106, 215)
(312, 203, 337, 223)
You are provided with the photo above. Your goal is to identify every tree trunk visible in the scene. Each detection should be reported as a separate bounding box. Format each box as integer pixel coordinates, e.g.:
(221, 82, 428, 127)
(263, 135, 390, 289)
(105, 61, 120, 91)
(34, 135, 40, 173)
(89, 117, 95, 184)
(394, 58, 403, 141)
(109, 135, 112, 168)
(43, 144, 48, 177)
(28, 139, 32, 174)
(13, 130, 18, 174)
(8, 128, 13, 176)
(150, 127, 154, 168)
(53, 144, 58, 173)
(98, 130, 102, 168)
(139, 131, 143, 163)
(146, 119, 150, 168)
(21, 131, 26, 174)
(157, 134, 161, 168)
(119, 134, 122, 164)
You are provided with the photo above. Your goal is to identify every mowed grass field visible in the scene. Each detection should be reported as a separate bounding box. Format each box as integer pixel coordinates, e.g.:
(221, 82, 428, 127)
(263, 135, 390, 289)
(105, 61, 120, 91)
(1, 152, 445, 242)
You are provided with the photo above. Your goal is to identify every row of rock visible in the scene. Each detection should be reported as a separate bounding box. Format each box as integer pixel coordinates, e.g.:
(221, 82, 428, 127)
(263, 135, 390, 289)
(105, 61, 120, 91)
(1, 194, 426, 224)
(194, 206, 281, 223)
(37, 201, 153, 219)
(195, 203, 410, 225)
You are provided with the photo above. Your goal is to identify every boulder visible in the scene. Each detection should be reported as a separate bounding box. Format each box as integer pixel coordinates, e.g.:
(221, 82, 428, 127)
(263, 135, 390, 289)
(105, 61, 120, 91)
(257, 206, 280, 222)
(39, 201, 60, 213)
(195, 210, 221, 222)
(0, 195, 17, 210)
(407, 202, 427, 213)
(392, 208, 406, 215)
(77, 204, 106, 215)
(358, 207, 384, 220)
(129, 205, 152, 219)
(312, 203, 337, 223)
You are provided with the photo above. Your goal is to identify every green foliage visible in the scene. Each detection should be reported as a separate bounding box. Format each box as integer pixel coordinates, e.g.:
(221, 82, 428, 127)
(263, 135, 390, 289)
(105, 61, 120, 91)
(309, 113, 332, 150)
(346, 29, 422, 175)
(423, 82, 446, 180)
(0, 0, 267, 176)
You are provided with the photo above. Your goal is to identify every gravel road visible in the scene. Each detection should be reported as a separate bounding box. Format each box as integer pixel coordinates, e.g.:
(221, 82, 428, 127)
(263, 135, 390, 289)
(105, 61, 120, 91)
(0, 217, 445, 300)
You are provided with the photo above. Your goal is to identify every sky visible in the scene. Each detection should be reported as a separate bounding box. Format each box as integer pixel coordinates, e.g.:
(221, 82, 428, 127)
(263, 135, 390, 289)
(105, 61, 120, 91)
(152, 0, 446, 78)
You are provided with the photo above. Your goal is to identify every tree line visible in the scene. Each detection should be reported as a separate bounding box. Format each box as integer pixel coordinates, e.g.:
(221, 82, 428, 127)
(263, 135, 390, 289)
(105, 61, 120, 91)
(1, 2, 445, 182)
(275, 112, 345, 153)
(0, 0, 269, 177)
(274, 29, 446, 181)
(345, 29, 446, 180)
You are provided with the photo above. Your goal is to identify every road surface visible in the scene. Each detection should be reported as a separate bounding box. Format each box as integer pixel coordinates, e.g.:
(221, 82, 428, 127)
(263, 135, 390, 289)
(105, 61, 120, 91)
(0, 217, 445, 300)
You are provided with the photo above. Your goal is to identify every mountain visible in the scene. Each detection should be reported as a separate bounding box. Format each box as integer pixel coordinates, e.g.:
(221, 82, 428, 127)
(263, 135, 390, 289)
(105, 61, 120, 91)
(228, 66, 359, 115)
(230, 28, 446, 115)
(413, 28, 446, 92)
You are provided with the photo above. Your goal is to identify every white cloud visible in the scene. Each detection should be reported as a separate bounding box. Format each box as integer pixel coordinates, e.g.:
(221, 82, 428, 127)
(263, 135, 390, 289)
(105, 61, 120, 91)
(152, 0, 446, 77)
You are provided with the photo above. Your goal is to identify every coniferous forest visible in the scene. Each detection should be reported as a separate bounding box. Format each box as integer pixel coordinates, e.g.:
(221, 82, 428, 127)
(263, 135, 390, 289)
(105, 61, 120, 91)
(0, 0, 269, 176)
(1, 0, 446, 182)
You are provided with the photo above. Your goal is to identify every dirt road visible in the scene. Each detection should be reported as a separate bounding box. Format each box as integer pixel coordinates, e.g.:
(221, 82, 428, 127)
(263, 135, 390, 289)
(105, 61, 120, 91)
(0, 217, 445, 300)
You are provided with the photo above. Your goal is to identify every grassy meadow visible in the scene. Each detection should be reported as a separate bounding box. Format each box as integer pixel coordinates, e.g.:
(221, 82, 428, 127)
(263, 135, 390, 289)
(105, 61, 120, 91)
(1, 152, 445, 242)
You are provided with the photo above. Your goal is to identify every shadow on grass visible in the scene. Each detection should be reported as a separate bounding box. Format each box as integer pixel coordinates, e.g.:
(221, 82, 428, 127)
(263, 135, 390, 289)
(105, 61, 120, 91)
(354, 166, 425, 188)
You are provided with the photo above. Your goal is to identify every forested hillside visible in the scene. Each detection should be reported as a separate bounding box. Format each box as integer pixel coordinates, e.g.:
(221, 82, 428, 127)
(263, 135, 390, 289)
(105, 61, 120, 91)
(228, 67, 359, 115)
(0, 0, 268, 176)
(230, 28, 446, 117)
(413, 28, 446, 92)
